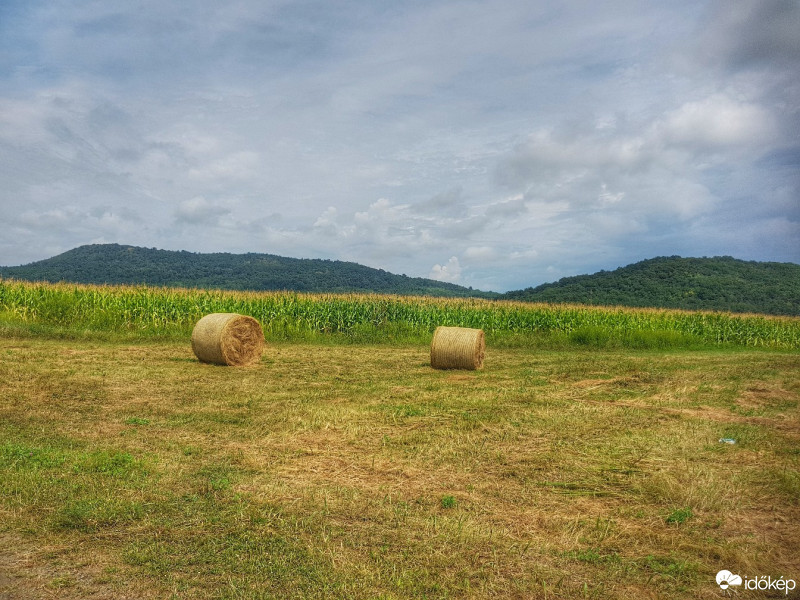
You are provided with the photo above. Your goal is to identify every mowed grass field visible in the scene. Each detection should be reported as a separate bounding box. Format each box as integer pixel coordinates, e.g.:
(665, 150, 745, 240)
(1, 280, 799, 598)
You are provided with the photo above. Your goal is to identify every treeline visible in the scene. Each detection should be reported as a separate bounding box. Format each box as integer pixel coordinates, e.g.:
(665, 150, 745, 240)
(503, 256, 800, 316)
(3, 247, 797, 316)
(0, 244, 498, 299)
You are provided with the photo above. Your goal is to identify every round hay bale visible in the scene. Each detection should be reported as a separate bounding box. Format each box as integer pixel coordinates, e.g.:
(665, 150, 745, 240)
(191, 313, 265, 366)
(430, 326, 485, 370)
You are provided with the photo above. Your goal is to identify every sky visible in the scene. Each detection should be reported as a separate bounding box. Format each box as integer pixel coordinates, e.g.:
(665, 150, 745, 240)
(0, 0, 798, 292)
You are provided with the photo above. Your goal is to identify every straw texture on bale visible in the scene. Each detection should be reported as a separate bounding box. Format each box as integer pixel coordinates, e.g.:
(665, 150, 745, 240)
(191, 313, 265, 366)
(430, 326, 485, 370)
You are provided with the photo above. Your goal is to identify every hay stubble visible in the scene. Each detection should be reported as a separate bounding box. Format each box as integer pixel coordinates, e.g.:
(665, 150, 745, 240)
(1, 338, 799, 599)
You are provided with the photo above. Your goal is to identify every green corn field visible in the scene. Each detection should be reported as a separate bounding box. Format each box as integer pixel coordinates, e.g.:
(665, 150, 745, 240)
(1, 278, 798, 349)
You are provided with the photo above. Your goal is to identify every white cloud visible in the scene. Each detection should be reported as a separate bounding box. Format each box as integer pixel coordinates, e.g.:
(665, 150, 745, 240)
(508, 248, 540, 261)
(429, 256, 462, 283)
(353, 198, 403, 227)
(597, 184, 624, 207)
(660, 95, 776, 149)
(187, 151, 261, 182)
(313, 206, 339, 233)
(463, 246, 497, 261)
(19, 207, 78, 228)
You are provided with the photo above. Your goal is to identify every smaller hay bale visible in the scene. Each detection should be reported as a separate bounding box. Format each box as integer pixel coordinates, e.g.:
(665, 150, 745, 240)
(191, 313, 265, 366)
(430, 326, 485, 370)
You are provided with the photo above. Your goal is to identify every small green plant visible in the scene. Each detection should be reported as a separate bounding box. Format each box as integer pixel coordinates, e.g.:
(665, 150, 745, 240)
(48, 575, 77, 589)
(574, 548, 602, 563)
(641, 554, 699, 581)
(210, 476, 231, 491)
(665, 507, 694, 525)
(440, 495, 457, 509)
(124, 417, 150, 426)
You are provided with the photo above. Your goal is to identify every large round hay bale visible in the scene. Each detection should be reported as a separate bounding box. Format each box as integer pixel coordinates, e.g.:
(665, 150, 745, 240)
(191, 313, 265, 366)
(430, 326, 485, 370)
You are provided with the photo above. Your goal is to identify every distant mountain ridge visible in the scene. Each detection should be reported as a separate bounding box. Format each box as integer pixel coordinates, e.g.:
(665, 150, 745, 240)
(2, 247, 797, 315)
(0, 244, 497, 298)
(503, 256, 800, 316)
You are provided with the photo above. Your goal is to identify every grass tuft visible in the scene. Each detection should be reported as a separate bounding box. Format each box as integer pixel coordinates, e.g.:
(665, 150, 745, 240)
(665, 507, 694, 525)
(439, 495, 457, 509)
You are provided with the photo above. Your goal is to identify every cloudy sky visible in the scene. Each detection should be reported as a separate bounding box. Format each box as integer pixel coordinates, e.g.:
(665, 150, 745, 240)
(1, 0, 798, 291)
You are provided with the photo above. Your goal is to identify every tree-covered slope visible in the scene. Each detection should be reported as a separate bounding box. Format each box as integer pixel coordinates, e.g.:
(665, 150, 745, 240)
(4, 249, 796, 314)
(0, 244, 497, 298)
(502, 256, 800, 315)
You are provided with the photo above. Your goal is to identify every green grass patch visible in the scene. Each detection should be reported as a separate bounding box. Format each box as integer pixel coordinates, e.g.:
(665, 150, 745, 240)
(73, 450, 148, 479)
(0, 442, 68, 470)
(54, 497, 146, 532)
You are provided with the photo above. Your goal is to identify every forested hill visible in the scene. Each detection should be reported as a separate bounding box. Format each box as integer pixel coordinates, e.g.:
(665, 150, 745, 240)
(3, 248, 797, 314)
(0, 244, 497, 298)
(502, 256, 800, 316)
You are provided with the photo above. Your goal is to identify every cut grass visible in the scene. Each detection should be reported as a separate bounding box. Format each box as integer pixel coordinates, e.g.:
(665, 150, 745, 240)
(0, 336, 798, 599)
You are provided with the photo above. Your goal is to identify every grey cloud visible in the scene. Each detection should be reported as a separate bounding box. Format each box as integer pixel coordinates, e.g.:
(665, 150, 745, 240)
(0, 200, 146, 267)
(21, 1, 357, 89)
(486, 196, 528, 219)
(694, 0, 800, 71)
(411, 187, 466, 215)
(494, 130, 656, 192)
(87, 204, 140, 223)
(682, 1, 800, 155)
(433, 216, 488, 239)
(305, 197, 490, 273)
(14, 203, 138, 233)
(174, 197, 231, 225)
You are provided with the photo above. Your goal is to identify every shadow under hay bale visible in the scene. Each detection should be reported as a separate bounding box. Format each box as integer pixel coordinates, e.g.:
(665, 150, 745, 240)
(430, 326, 485, 370)
(191, 313, 265, 366)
